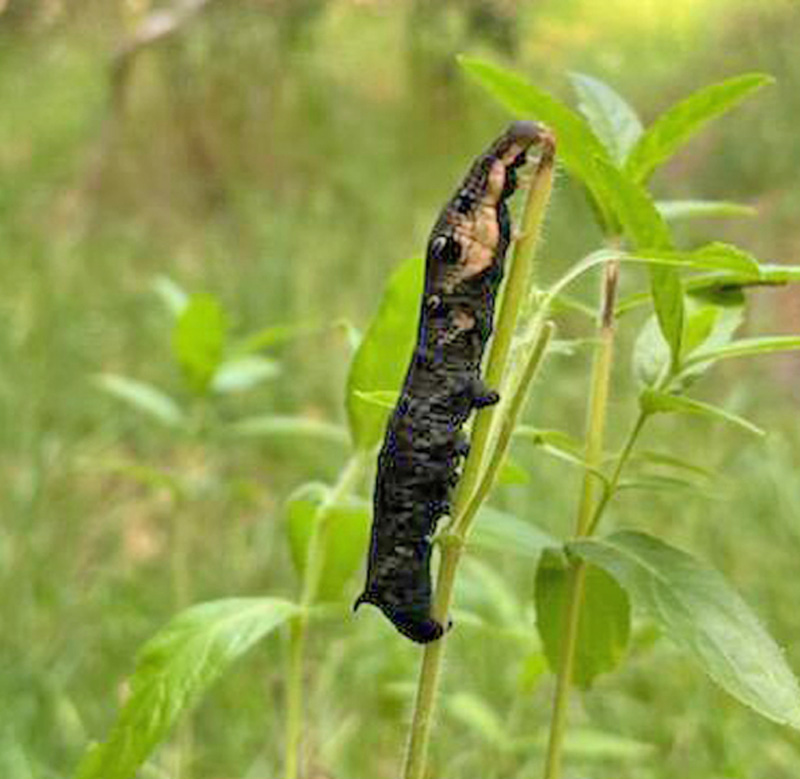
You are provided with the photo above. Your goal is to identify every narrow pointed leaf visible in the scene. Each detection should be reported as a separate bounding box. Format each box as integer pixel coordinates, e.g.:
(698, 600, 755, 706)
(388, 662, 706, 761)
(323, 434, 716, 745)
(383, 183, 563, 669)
(211, 356, 280, 394)
(684, 336, 800, 370)
(95, 374, 185, 428)
(571, 532, 800, 729)
(346, 257, 423, 450)
(74, 598, 298, 779)
(458, 56, 614, 224)
(569, 72, 643, 164)
(228, 415, 349, 446)
(656, 199, 756, 222)
(641, 388, 764, 436)
(152, 275, 189, 317)
(626, 73, 774, 183)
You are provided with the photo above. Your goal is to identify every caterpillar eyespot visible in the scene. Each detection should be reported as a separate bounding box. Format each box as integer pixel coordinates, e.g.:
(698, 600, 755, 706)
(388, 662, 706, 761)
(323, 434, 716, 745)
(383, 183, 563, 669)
(354, 121, 548, 644)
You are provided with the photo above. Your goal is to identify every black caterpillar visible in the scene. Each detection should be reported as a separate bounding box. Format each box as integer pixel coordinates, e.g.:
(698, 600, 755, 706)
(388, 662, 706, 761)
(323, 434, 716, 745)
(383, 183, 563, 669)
(354, 121, 549, 643)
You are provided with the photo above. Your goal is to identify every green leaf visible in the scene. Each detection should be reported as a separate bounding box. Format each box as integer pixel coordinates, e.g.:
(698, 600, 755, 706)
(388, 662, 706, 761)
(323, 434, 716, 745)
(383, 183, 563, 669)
(469, 506, 557, 559)
(569, 72, 643, 165)
(618, 262, 800, 315)
(541, 729, 655, 760)
(513, 426, 608, 481)
(94, 374, 185, 428)
(626, 73, 774, 183)
(633, 450, 715, 481)
(591, 156, 684, 364)
(228, 415, 349, 446)
(535, 549, 630, 689)
(640, 388, 764, 436)
(592, 156, 672, 250)
(172, 294, 228, 395)
(285, 483, 371, 601)
(345, 257, 423, 450)
(74, 598, 298, 779)
(210, 356, 280, 394)
(152, 275, 189, 317)
(684, 336, 800, 371)
(656, 199, 756, 222)
(353, 389, 398, 411)
(570, 531, 800, 729)
(679, 287, 745, 385)
(632, 315, 671, 388)
(458, 56, 615, 225)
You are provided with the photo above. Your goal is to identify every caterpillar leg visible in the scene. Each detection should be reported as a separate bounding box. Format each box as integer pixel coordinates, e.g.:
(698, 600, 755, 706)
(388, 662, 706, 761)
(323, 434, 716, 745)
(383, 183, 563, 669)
(454, 432, 470, 457)
(469, 377, 500, 409)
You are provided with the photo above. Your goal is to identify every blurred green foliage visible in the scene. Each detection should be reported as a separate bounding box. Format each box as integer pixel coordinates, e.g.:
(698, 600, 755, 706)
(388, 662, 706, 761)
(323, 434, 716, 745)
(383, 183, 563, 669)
(2, 1, 800, 777)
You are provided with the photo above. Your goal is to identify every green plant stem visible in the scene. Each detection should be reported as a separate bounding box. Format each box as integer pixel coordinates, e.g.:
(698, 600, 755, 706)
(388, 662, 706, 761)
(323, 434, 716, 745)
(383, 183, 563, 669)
(542, 255, 619, 779)
(585, 411, 649, 536)
(402, 135, 555, 779)
(284, 452, 366, 779)
(458, 321, 556, 533)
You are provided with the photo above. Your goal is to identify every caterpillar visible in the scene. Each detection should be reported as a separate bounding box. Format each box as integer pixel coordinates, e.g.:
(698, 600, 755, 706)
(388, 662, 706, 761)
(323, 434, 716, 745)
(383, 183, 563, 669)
(354, 121, 550, 643)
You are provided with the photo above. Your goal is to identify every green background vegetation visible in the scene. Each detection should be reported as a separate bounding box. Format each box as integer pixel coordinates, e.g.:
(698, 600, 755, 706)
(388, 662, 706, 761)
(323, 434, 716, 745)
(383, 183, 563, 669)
(2, 0, 800, 777)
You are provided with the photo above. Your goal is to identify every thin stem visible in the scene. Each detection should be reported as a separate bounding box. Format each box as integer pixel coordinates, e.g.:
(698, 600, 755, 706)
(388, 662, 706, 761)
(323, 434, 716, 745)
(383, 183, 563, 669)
(458, 321, 556, 534)
(284, 453, 366, 779)
(455, 140, 556, 519)
(585, 411, 648, 537)
(542, 254, 620, 779)
(402, 135, 556, 779)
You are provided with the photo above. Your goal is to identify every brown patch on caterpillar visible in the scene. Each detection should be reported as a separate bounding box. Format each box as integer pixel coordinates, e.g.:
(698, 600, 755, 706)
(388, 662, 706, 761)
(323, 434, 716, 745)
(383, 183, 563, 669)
(451, 307, 476, 332)
(440, 138, 540, 291)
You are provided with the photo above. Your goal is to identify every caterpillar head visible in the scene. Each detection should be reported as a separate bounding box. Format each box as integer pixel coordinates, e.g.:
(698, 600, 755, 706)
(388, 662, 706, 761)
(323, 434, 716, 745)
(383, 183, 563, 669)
(427, 121, 553, 289)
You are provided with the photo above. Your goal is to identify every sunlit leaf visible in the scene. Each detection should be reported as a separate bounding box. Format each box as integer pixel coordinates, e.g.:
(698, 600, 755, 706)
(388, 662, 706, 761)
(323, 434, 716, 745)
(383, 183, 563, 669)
(74, 598, 298, 779)
(353, 390, 398, 411)
(640, 388, 764, 436)
(571, 531, 800, 729)
(535, 548, 630, 689)
(569, 72, 643, 165)
(95, 374, 185, 428)
(656, 199, 756, 222)
(152, 275, 189, 317)
(211, 356, 280, 394)
(345, 257, 423, 450)
(228, 415, 349, 446)
(284, 483, 371, 601)
(626, 73, 774, 183)
(172, 294, 228, 395)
